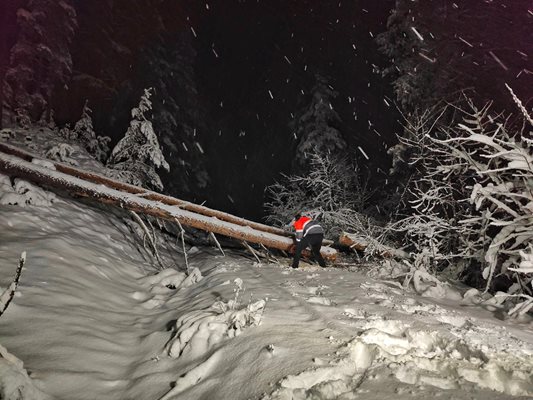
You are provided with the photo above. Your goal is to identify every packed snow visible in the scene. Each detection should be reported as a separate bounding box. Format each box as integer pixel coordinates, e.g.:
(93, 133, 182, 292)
(1, 172, 532, 400)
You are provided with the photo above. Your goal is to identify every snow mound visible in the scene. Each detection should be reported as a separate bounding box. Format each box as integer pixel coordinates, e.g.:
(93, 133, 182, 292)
(158, 349, 223, 400)
(44, 143, 78, 165)
(140, 267, 202, 293)
(264, 319, 533, 399)
(0, 175, 56, 207)
(165, 296, 266, 360)
(0, 345, 50, 400)
(132, 267, 203, 309)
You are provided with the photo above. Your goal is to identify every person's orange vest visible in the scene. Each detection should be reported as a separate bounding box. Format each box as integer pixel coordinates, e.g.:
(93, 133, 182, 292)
(293, 216, 312, 232)
(292, 216, 323, 241)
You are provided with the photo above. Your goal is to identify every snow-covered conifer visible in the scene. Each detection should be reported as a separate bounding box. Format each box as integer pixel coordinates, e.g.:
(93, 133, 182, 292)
(265, 153, 374, 238)
(71, 101, 110, 162)
(107, 88, 169, 191)
(291, 74, 347, 173)
(4, 0, 77, 122)
(139, 33, 209, 198)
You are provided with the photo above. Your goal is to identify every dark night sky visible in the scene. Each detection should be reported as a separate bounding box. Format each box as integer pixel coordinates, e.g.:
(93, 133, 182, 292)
(187, 0, 398, 218)
(57, 0, 399, 219)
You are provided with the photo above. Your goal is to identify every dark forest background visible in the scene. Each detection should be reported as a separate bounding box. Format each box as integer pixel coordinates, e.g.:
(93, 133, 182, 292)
(1, 0, 531, 220)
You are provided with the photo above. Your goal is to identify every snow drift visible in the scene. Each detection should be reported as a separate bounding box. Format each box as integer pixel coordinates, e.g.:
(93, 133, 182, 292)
(0, 174, 532, 400)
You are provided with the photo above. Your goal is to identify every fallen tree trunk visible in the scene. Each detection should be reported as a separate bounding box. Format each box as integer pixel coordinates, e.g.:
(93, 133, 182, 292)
(0, 142, 335, 244)
(0, 142, 335, 245)
(0, 151, 337, 261)
(338, 232, 409, 259)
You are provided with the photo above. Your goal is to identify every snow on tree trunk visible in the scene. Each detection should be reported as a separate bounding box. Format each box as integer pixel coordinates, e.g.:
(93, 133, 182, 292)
(0, 142, 293, 238)
(0, 151, 337, 261)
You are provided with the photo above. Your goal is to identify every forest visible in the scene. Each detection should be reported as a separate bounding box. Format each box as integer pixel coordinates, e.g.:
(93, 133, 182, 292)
(0, 1, 532, 399)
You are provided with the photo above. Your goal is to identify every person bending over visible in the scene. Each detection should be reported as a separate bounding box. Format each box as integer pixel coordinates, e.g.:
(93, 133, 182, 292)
(291, 213, 326, 269)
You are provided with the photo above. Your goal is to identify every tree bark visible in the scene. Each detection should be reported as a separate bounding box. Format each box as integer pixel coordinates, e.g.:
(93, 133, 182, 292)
(0, 141, 334, 245)
(339, 232, 409, 259)
(0, 150, 337, 261)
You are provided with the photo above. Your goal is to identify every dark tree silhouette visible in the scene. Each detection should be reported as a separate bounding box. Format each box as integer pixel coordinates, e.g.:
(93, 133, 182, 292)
(377, 0, 532, 114)
(0, 0, 22, 129)
(4, 0, 77, 122)
(291, 74, 347, 173)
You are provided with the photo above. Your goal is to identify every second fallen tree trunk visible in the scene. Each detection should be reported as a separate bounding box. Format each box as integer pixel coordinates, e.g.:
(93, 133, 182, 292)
(338, 232, 409, 259)
(0, 152, 337, 261)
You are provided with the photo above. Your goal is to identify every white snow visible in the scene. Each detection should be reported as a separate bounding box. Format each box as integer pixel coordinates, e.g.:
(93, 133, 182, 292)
(0, 175, 533, 399)
(410, 26, 424, 41)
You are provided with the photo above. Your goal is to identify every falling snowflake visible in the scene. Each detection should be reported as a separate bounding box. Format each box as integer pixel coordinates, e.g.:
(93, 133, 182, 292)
(358, 146, 369, 160)
(410, 26, 424, 41)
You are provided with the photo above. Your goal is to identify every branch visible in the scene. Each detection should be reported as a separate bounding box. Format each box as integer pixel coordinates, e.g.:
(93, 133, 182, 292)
(505, 84, 533, 126)
(209, 232, 226, 257)
(130, 210, 165, 270)
(0, 252, 26, 316)
(174, 218, 190, 275)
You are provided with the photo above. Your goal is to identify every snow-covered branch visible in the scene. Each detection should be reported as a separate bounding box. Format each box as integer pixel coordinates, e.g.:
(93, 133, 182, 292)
(0, 252, 26, 316)
(391, 95, 533, 299)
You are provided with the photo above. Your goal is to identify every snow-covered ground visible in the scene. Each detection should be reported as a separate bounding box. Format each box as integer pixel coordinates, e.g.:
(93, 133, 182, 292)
(1, 179, 533, 400)
(0, 129, 533, 400)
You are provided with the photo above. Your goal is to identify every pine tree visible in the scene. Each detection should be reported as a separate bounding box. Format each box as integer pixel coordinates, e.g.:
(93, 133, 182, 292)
(291, 74, 347, 173)
(377, 0, 531, 114)
(71, 101, 110, 162)
(107, 88, 169, 191)
(0, 0, 21, 129)
(4, 0, 77, 122)
(376, 0, 436, 113)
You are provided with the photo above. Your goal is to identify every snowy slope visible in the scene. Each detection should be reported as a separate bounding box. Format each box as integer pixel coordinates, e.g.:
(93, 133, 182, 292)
(0, 176, 533, 400)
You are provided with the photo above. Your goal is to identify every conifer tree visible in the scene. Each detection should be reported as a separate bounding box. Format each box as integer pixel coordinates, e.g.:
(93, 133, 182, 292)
(377, 0, 531, 114)
(107, 88, 169, 191)
(291, 74, 347, 173)
(71, 101, 110, 162)
(4, 0, 77, 122)
(376, 0, 436, 113)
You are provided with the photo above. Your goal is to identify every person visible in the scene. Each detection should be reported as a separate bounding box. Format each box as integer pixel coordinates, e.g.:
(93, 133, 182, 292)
(290, 212, 326, 269)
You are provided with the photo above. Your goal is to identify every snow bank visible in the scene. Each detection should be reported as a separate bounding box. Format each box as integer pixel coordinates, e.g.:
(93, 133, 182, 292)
(0, 174, 56, 207)
(0, 345, 50, 400)
(1, 153, 533, 400)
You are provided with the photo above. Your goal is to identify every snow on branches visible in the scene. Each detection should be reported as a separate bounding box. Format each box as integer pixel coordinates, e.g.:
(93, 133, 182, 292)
(265, 152, 376, 239)
(106, 88, 169, 191)
(4, 0, 77, 122)
(391, 94, 533, 300)
(68, 101, 110, 162)
(291, 74, 347, 173)
(165, 278, 266, 360)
